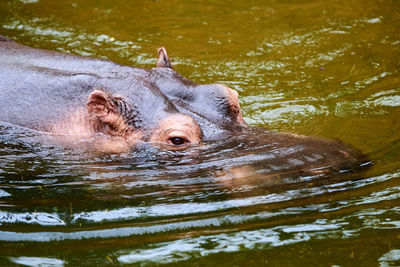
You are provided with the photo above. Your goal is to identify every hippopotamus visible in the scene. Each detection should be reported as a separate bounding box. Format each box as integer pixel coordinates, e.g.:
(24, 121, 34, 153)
(0, 35, 246, 150)
(0, 35, 368, 175)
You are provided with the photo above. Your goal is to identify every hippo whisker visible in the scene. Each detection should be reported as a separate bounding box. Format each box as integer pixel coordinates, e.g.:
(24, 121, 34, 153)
(113, 99, 141, 130)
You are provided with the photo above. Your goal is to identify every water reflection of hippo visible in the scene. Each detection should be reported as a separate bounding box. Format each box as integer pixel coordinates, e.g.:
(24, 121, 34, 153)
(0, 35, 367, 175)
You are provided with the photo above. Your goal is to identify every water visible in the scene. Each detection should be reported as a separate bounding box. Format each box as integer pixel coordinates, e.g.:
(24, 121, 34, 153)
(1, 0, 400, 266)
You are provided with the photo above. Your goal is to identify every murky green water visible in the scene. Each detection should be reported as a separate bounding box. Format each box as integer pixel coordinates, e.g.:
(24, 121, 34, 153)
(1, 0, 400, 266)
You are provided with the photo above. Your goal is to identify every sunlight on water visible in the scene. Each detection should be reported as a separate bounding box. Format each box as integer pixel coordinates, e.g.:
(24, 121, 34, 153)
(10, 256, 65, 267)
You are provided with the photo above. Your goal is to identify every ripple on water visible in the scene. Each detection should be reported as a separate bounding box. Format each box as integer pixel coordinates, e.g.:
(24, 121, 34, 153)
(116, 205, 400, 265)
(10, 256, 65, 267)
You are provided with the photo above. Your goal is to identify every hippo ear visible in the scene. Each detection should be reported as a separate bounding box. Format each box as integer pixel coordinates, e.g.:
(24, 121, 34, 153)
(156, 47, 173, 69)
(86, 90, 116, 119)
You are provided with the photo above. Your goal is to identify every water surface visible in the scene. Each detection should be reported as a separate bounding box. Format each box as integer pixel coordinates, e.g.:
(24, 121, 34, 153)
(1, 0, 400, 266)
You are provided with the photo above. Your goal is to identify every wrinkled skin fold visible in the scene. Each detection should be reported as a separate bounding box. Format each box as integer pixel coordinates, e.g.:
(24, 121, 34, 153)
(0, 35, 369, 175)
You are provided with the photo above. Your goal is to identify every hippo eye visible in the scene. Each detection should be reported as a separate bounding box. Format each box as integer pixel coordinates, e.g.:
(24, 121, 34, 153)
(168, 136, 189, 146)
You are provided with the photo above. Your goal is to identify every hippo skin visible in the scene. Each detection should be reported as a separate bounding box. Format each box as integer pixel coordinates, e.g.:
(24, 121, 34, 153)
(0, 35, 367, 175)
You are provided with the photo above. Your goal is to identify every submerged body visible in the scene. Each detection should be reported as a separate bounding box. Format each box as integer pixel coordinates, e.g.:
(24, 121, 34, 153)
(0, 35, 367, 175)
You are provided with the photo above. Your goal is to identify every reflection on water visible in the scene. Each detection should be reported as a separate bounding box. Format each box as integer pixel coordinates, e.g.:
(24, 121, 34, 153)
(10, 257, 65, 267)
(1, 0, 400, 265)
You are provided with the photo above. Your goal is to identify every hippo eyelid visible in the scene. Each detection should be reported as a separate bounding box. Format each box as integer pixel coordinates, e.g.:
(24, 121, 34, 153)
(168, 136, 190, 146)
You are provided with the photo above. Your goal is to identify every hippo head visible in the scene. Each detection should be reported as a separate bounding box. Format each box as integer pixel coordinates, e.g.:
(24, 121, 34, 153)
(85, 48, 247, 150)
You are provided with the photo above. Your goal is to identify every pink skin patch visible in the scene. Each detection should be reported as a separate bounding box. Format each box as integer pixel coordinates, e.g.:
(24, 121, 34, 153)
(150, 114, 202, 150)
(50, 107, 142, 154)
(50, 91, 202, 152)
(50, 110, 201, 153)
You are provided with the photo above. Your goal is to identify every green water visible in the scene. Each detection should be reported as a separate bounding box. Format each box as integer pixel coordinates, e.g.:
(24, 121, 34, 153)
(1, 0, 400, 266)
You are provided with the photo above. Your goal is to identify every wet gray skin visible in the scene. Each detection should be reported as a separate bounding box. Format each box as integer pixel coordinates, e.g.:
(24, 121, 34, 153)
(0, 35, 368, 176)
(0, 35, 245, 143)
